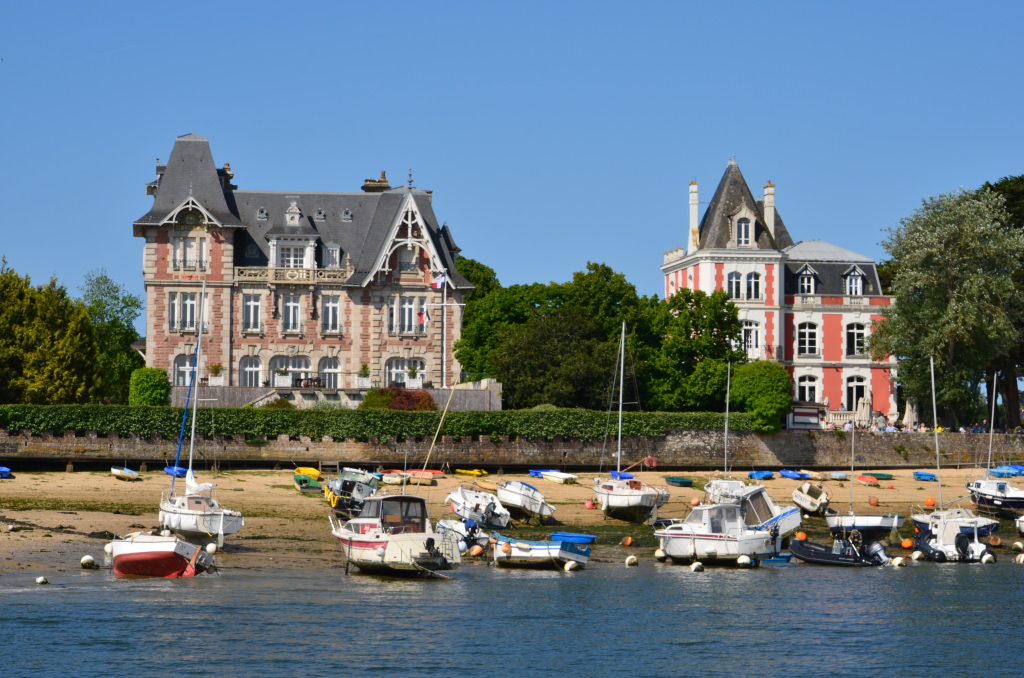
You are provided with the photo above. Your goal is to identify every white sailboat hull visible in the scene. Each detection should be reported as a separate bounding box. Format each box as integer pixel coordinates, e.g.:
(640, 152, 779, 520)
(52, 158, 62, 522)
(593, 478, 670, 523)
(655, 524, 775, 564)
(159, 494, 245, 543)
(495, 481, 556, 523)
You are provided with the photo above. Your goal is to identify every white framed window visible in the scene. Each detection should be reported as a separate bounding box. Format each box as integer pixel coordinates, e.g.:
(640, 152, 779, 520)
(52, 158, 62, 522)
(397, 247, 417, 272)
(846, 376, 866, 413)
(737, 218, 750, 246)
(324, 245, 340, 269)
(270, 356, 310, 380)
(400, 297, 415, 333)
(279, 246, 305, 268)
(742, 321, 759, 353)
(798, 322, 818, 356)
(846, 323, 866, 356)
(240, 357, 262, 387)
(388, 295, 426, 334)
(386, 357, 425, 386)
(283, 295, 301, 332)
(418, 298, 429, 333)
(727, 272, 742, 299)
(322, 295, 341, 333)
(746, 272, 760, 300)
(173, 354, 192, 386)
(173, 236, 207, 270)
(169, 292, 204, 331)
(799, 273, 815, 294)
(846, 272, 863, 296)
(243, 294, 262, 332)
(319, 357, 341, 389)
(797, 375, 817, 402)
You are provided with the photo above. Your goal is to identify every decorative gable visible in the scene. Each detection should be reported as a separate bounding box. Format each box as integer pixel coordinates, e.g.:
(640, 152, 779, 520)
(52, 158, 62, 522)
(370, 193, 447, 282)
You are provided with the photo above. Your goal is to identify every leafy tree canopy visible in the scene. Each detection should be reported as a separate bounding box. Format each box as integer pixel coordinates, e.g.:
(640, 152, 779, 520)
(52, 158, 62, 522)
(729, 360, 793, 433)
(79, 269, 144, 403)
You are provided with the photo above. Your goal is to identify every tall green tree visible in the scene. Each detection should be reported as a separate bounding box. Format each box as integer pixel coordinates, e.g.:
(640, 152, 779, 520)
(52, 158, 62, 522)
(0, 258, 33, 402)
(79, 269, 144, 403)
(871, 188, 1024, 427)
(730, 360, 793, 433)
(454, 281, 550, 378)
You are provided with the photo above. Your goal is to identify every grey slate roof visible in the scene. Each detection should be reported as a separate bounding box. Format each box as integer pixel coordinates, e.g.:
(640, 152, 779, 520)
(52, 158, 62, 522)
(136, 135, 470, 289)
(783, 240, 884, 296)
(698, 161, 794, 250)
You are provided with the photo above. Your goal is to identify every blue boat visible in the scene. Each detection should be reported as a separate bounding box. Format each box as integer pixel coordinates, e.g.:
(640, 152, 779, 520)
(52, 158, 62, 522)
(830, 472, 848, 479)
(529, 469, 558, 478)
(779, 469, 804, 480)
(550, 532, 596, 544)
(610, 471, 634, 480)
(992, 466, 1022, 477)
(761, 552, 792, 564)
(492, 532, 591, 569)
(163, 465, 187, 478)
(988, 468, 1016, 478)
(748, 470, 774, 480)
(0, 466, 10, 479)
(913, 471, 937, 482)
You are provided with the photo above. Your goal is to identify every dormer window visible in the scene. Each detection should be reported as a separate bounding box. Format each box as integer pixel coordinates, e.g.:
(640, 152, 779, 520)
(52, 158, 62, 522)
(342, 209, 353, 222)
(737, 218, 751, 246)
(799, 273, 815, 294)
(285, 201, 301, 226)
(846, 271, 863, 296)
(324, 244, 340, 269)
(279, 246, 305, 268)
(257, 207, 268, 221)
(314, 208, 326, 222)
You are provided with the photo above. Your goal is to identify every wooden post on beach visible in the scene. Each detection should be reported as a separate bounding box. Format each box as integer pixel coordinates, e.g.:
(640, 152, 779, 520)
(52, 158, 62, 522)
(65, 461, 73, 473)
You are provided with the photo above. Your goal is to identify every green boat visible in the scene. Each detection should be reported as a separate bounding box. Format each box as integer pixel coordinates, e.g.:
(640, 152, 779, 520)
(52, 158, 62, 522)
(869, 472, 894, 481)
(665, 476, 693, 488)
(294, 473, 322, 493)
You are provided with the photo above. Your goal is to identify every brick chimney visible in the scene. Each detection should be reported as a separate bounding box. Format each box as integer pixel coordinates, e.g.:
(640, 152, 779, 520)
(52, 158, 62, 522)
(687, 181, 699, 254)
(764, 180, 775, 240)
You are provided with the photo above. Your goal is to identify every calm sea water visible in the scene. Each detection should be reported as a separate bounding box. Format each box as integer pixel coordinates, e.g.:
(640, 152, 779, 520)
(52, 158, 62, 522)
(3, 558, 1024, 677)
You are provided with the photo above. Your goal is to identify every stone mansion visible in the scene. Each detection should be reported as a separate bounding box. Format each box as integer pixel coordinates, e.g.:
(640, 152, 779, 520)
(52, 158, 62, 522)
(660, 160, 897, 425)
(133, 134, 471, 403)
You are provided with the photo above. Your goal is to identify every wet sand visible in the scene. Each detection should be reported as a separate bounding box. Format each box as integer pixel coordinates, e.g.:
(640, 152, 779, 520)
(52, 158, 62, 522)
(0, 466, 1009, 576)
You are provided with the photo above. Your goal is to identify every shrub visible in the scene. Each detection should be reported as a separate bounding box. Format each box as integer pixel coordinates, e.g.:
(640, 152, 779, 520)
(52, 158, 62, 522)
(128, 368, 171, 406)
(261, 398, 294, 409)
(360, 387, 437, 411)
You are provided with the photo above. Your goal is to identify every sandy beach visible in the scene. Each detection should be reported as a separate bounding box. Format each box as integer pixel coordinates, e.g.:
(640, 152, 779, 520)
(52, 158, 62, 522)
(0, 465, 1013, 576)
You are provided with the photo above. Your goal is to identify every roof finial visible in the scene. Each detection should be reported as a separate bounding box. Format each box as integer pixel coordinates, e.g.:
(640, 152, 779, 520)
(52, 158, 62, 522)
(408, 168, 413, 188)
(188, 181, 193, 197)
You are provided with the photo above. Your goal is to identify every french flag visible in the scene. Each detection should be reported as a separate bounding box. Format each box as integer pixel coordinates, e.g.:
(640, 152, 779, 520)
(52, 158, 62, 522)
(431, 273, 446, 289)
(419, 308, 431, 324)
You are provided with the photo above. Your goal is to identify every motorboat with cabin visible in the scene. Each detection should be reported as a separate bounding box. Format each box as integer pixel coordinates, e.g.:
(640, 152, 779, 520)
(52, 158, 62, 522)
(654, 502, 776, 566)
(325, 467, 380, 518)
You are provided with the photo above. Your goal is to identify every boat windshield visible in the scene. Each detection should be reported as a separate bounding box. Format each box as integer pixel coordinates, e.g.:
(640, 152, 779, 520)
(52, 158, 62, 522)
(380, 498, 427, 533)
(741, 490, 774, 527)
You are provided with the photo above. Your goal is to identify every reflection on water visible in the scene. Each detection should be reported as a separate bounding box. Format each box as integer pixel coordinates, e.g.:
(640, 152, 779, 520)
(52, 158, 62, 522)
(3, 559, 1024, 677)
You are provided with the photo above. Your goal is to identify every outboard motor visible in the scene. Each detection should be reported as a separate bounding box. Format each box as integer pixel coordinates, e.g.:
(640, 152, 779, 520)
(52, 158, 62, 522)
(866, 541, 890, 565)
(954, 533, 971, 559)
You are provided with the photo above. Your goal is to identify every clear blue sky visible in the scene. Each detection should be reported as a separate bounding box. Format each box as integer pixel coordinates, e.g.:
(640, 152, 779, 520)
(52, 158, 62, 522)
(2, 2, 1023, 332)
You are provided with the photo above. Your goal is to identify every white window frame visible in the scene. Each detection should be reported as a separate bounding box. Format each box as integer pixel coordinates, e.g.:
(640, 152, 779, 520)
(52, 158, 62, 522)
(169, 291, 205, 331)
(736, 218, 750, 246)
(279, 246, 305, 269)
(319, 357, 341, 389)
(797, 375, 817, 402)
(173, 354, 191, 386)
(846, 376, 867, 412)
(322, 295, 341, 333)
(746, 272, 760, 300)
(727, 272, 742, 299)
(283, 295, 302, 333)
(400, 297, 415, 333)
(324, 246, 340, 269)
(240, 357, 262, 387)
(397, 247, 417, 273)
(799, 274, 815, 294)
(742, 321, 759, 353)
(798, 322, 818, 356)
(386, 357, 425, 386)
(846, 273, 863, 296)
(846, 323, 866, 356)
(270, 356, 310, 381)
(243, 294, 262, 332)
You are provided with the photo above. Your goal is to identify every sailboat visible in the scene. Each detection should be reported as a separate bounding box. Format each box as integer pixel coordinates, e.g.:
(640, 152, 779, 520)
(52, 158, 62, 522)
(592, 322, 669, 523)
(914, 360, 996, 563)
(967, 371, 1024, 514)
(159, 279, 244, 546)
(824, 397, 904, 541)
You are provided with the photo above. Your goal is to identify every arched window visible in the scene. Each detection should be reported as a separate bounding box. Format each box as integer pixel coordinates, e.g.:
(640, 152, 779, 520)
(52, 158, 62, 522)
(319, 357, 341, 389)
(797, 375, 817, 402)
(746, 272, 760, 300)
(797, 322, 818, 356)
(737, 218, 751, 246)
(846, 272, 863, 296)
(727, 272, 742, 299)
(270, 356, 310, 381)
(846, 376, 867, 413)
(846, 323, 866, 356)
(173, 354, 192, 386)
(240, 357, 262, 387)
(386, 357, 425, 386)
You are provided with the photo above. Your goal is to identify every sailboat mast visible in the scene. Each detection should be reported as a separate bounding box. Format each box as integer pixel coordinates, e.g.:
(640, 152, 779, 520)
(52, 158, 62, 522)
(724, 361, 731, 476)
(930, 356, 942, 506)
(187, 279, 207, 474)
(616, 321, 625, 474)
(985, 371, 998, 479)
(849, 411, 855, 513)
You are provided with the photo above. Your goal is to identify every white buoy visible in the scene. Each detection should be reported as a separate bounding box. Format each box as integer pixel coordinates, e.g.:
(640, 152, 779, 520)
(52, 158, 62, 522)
(911, 550, 924, 561)
(205, 543, 218, 555)
(1013, 541, 1024, 552)
(80, 555, 97, 570)
(803, 513, 810, 520)
(104, 542, 113, 555)
(7, 524, 14, 532)
(1015, 553, 1024, 564)
(690, 561, 704, 572)
(625, 555, 638, 567)
(160, 529, 172, 537)
(736, 555, 752, 568)
(375, 547, 386, 557)
(457, 540, 468, 554)
(654, 548, 667, 562)
(981, 552, 996, 564)
(35, 576, 48, 585)
(564, 561, 579, 572)
(891, 557, 907, 567)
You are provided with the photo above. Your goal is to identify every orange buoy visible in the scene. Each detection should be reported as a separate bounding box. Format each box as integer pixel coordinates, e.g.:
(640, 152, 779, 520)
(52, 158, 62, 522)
(691, 497, 700, 506)
(795, 532, 807, 541)
(925, 496, 936, 507)
(901, 538, 914, 549)
(914, 526, 920, 534)
(585, 500, 595, 509)
(887, 484, 894, 490)
(468, 544, 484, 557)
(868, 496, 879, 507)
(990, 535, 1002, 547)
(501, 542, 512, 554)
(621, 536, 633, 547)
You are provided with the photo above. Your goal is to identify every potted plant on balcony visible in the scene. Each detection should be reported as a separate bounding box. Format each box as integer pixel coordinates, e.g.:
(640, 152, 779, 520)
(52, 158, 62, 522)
(207, 363, 224, 386)
(406, 365, 422, 389)
(273, 366, 292, 388)
(355, 363, 372, 389)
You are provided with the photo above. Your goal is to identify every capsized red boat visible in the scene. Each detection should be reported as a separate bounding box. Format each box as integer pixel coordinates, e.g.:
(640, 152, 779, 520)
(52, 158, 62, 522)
(109, 532, 215, 578)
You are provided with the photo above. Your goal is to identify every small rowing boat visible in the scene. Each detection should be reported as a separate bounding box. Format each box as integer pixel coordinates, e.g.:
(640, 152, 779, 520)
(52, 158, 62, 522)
(541, 471, 578, 484)
(550, 532, 596, 544)
(163, 466, 187, 478)
(748, 471, 774, 481)
(913, 471, 936, 482)
(857, 475, 880, 486)
(111, 466, 140, 481)
(666, 476, 694, 487)
(293, 466, 321, 481)
(455, 468, 488, 477)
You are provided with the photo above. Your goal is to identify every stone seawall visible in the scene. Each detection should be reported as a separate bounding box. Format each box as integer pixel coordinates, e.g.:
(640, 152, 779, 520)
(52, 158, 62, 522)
(2, 427, 1021, 470)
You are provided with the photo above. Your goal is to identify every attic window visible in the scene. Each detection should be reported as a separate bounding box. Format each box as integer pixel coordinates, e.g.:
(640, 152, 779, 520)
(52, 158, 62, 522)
(737, 218, 751, 246)
(257, 207, 268, 221)
(846, 272, 863, 296)
(315, 208, 326, 222)
(342, 209, 353, 223)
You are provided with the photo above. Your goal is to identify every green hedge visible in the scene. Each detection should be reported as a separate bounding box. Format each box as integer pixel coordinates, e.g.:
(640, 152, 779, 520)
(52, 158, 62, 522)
(0, 404, 755, 442)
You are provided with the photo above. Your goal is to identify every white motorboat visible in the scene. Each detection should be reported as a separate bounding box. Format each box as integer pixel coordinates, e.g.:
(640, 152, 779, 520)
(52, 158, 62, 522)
(444, 485, 511, 529)
(111, 466, 139, 481)
(328, 494, 460, 575)
(495, 480, 556, 524)
(540, 471, 578, 484)
(492, 532, 590, 570)
(654, 503, 775, 566)
(109, 532, 214, 578)
(792, 481, 830, 514)
(325, 467, 380, 517)
(593, 322, 670, 523)
(704, 478, 801, 549)
(1017, 515, 1024, 537)
(910, 506, 998, 537)
(913, 509, 996, 563)
(159, 279, 244, 546)
(966, 477, 1024, 514)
